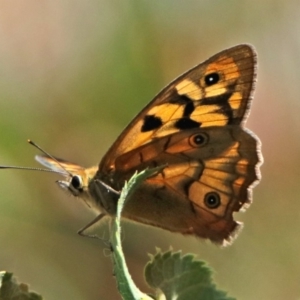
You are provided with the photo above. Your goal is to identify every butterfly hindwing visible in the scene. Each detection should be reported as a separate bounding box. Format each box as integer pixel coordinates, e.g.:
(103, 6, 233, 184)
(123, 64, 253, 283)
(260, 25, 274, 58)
(112, 126, 260, 243)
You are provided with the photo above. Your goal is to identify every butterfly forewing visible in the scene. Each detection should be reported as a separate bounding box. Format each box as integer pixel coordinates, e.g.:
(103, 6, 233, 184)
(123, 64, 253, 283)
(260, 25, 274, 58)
(100, 44, 256, 172)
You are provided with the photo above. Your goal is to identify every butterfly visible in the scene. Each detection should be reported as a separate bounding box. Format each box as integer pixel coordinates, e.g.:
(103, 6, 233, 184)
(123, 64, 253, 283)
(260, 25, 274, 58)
(8, 44, 263, 246)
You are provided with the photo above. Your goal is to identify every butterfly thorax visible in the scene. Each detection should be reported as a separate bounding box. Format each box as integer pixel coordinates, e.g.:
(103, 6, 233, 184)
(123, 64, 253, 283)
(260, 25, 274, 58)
(88, 170, 120, 216)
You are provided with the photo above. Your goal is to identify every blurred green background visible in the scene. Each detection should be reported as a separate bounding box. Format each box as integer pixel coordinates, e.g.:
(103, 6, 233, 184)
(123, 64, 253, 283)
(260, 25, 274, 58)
(0, 1, 299, 299)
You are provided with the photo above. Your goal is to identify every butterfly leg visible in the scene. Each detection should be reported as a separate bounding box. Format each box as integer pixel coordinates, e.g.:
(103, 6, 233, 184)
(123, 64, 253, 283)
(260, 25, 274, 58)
(94, 179, 120, 195)
(77, 213, 106, 239)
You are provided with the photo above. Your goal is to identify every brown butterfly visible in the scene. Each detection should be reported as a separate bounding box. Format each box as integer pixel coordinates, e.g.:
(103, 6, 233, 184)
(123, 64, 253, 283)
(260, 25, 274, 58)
(3, 44, 262, 245)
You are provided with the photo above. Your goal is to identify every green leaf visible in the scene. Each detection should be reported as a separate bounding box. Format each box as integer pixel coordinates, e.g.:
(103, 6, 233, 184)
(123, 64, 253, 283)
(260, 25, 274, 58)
(110, 167, 236, 300)
(110, 167, 163, 300)
(145, 250, 236, 300)
(0, 271, 42, 300)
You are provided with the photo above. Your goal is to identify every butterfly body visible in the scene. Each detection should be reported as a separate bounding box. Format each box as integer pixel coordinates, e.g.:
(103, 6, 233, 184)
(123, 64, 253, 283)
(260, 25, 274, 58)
(37, 44, 262, 245)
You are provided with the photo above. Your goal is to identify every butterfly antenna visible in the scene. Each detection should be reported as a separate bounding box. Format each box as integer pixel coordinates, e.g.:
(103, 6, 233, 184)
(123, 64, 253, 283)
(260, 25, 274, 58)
(0, 165, 66, 175)
(28, 139, 73, 176)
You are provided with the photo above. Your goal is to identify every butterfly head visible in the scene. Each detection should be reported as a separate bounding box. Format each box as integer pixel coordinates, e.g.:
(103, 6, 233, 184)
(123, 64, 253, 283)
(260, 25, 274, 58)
(57, 172, 84, 197)
(35, 155, 98, 203)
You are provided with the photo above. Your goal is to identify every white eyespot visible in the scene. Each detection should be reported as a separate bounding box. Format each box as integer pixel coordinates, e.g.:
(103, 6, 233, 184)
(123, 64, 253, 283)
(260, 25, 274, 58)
(189, 132, 208, 147)
(204, 192, 221, 209)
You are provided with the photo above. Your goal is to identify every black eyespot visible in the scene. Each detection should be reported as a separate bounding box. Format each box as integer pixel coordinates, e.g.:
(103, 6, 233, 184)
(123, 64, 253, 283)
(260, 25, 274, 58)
(189, 132, 208, 147)
(204, 72, 220, 86)
(71, 175, 82, 190)
(204, 192, 221, 209)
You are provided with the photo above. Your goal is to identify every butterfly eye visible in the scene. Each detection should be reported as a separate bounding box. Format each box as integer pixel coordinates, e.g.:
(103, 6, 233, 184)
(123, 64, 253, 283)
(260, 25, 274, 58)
(189, 133, 208, 147)
(204, 192, 221, 209)
(71, 175, 83, 190)
(204, 72, 220, 86)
